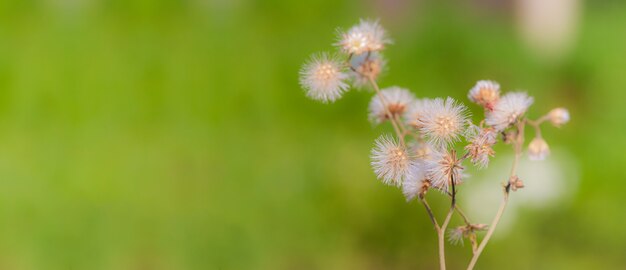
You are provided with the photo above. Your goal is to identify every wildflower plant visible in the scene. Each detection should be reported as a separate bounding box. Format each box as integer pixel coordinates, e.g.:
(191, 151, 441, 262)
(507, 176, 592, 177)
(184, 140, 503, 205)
(299, 19, 570, 270)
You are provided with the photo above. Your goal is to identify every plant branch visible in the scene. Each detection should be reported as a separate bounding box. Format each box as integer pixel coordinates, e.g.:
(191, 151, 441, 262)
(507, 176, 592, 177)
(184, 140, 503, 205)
(454, 204, 472, 226)
(466, 120, 525, 270)
(420, 197, 440, 230)
(436, 174, 457, 270)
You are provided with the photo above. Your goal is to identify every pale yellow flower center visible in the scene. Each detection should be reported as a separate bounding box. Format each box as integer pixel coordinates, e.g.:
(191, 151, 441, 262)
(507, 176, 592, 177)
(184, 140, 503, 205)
(477, 88, 498, 104)
(435, 116, 456, 137)
(347, 33, 367, 51)
(315, 64, 337, 85)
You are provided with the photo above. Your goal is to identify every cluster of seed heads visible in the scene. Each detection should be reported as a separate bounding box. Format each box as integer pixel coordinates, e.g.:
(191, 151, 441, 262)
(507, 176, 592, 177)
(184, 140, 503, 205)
(299, 19, 570, 268)
(300, 19, 568, 194)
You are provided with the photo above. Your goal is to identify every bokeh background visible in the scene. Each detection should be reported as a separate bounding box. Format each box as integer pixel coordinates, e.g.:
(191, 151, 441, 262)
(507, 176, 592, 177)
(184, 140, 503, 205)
(0, 0, 623, 269)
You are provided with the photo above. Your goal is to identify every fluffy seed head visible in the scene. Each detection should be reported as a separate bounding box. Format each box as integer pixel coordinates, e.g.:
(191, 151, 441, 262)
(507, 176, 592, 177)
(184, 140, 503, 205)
(409, 141, 434, 160)
(465, 127, 497, 169)
(404, 98, 431, 129)
(371, 135, 411, 186)
(337, 19, 390, 55)
(468, 80, 501, 110)
(528, 137, 550, 160)
(486, 92, 534, 131)
(402, 162, 428, 201)
(349, 52, 386, 88)
(299, 53, 349, 103)
(424, 147, 464, 192)
(547, 107, 570, 127)
(368, 86, 415, 124)
(418, 97, 469, 148)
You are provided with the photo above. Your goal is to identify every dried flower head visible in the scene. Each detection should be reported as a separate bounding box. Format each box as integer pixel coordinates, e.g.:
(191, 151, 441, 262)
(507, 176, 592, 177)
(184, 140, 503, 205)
(402, 162, 428, 201)
(424, 148, 464, 192)
(299, 53, 349, 103)
(448, 224, 489, 246)
(468, 80, 501, 110)
(547, 107, 570, 127)
(349, 52, 386, 88)
(486, 92, 534, 131)
(404, 98, 431, 129)
(419, 97, 469, 148)
(448, 227, 466, 246)
(528, 137, 550, 160)
(371, 135, 411, 186)
(337, 19, 390, 55)
(368, 86, 415, 124)
(465, 127, 497, 169)
(509, 175, 525, 191)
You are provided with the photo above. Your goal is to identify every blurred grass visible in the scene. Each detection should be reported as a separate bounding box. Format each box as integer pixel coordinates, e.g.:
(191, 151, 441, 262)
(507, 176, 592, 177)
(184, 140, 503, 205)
(0, 0, 622, 269)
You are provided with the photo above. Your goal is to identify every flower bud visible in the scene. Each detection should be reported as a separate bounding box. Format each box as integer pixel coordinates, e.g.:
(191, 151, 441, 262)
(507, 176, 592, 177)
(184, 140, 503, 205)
(528, 137, 550, 160)
(509, 175, 525, 191)
(548, 108, 570, 127)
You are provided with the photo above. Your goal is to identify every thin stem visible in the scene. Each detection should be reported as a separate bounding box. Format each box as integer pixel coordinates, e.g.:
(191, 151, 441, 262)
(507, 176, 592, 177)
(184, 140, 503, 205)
(454, 204, 472, 225)
(420, 197, 440, 230)
(421, 195, 450, 270)
(438, 205, 454, 270)
(437, 174, 457, 270)
(466, 188, 509, 270)
(394, 114, 407, 135)
(442, 190, 472, 225)
(526, 118, 543, 138)
(466, 121, 525, 270)
(527, 114, 548, 126)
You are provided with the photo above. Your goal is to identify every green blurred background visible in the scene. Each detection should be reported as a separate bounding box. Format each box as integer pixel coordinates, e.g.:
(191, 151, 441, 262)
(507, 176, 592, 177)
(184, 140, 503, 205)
(0, 0, 623, 269)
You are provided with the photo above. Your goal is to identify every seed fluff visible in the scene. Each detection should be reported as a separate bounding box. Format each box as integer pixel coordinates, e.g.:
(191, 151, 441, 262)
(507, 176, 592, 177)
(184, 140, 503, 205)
(404, 98, 432, 129)
(402, 162, 427, 201)
(465, 126, 497, 169)
(423, 147, 464, 192)
(349, 52, 386, 88)
(486, 92, 534, 131)
(418, 97, 469, 148)
(337, 19, 391, 55)
(370, 135, 411, 186)
(468, 80, 501, 111)
(299, 53, 349, 103)
(368, 86, 415, 124)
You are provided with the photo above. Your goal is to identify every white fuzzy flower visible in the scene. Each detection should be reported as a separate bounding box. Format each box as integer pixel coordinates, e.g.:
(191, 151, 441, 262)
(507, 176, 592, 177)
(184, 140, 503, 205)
(349, 52, 386, 88)
(418, 97, 469, 148)
(486, 92, 534, 131)
(404, 98, 431, 129)
(528, 137, 550, 160)
(468, 80, 501, 110)
(337, 19, 390, 55)
(371, 135, 411, 186)
(424, 147, 464, 192)
(402, 162, 427, 201)
(299, 53, 349, 103)
(368, 86, 415, 124)
(547, 107, 570, 127)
